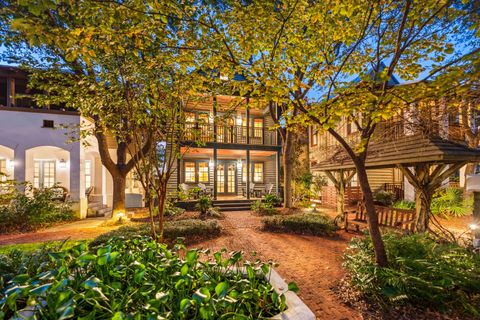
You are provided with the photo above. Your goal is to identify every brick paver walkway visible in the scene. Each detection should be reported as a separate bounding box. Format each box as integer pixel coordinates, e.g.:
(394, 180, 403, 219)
(192, 211, 362, 320)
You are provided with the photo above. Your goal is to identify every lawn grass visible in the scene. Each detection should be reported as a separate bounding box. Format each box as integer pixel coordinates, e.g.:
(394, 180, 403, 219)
(0, 240, 89, 254)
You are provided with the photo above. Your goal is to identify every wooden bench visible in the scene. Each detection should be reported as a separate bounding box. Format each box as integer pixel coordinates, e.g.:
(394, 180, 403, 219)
(344, 203, 416, 233)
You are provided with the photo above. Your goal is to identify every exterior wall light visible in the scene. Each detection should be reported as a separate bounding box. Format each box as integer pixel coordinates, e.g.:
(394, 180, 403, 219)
(209, 159, 214, 168)
(59, 159, 67, 169)
(236, 115, 243, 126)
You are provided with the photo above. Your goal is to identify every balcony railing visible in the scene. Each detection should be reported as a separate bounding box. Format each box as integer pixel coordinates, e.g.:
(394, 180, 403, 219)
(183, 123, 278, 146)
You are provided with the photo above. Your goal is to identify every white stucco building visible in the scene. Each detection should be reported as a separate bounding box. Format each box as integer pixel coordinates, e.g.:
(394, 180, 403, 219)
(0, 65, 143, 218)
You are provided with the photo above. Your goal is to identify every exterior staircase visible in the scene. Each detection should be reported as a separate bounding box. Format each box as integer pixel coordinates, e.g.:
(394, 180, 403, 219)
(87, 201, 112, 217)
(213, 199, 254, 212)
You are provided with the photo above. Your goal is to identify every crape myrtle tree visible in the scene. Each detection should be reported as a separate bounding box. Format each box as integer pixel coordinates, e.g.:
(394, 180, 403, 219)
(195, 0, 479, 266)
(127, 70, 203, 242)
(0, 0, 199, 218)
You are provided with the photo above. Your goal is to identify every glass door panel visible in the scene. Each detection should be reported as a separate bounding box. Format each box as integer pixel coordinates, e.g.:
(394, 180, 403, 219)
(217, 164, 225, 193)
(227, 163, 236, 193)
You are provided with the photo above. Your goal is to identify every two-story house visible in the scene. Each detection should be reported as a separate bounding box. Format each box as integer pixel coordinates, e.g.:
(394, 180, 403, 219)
(170, 94, 282, 209)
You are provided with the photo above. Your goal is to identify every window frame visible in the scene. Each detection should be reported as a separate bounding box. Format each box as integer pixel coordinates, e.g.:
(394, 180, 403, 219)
(85, 160, 92, 189)
(184, 160, 210, 184)
(253, 118, 263, 138)
(253, 162, 264, 183)
(198, 161, 210, 183)
(33, 159, 56, 189)
(184, 161, 196, 183)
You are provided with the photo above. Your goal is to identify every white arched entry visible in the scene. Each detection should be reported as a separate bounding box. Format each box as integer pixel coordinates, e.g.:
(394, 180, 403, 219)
(25, 146, 70, 192)
(0, 145, 14, 180)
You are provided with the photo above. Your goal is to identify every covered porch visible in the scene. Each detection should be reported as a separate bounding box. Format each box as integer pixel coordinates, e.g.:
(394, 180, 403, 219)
(175, 147, 281, 201)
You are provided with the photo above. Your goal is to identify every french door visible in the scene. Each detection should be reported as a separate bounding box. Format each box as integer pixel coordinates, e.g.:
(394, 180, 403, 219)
(217, 161, 236, 194)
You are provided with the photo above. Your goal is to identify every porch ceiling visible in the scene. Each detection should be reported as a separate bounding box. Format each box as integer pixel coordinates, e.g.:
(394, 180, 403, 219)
(185, 94, 265, 115)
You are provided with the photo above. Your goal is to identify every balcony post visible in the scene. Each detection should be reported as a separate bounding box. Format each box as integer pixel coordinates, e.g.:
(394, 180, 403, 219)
(213, 95, 217, 143)
(246, 97, 250, 144)
(246, 149, 250, 200)
(213, 147, 217, 200)
(276, 149, 280, 195)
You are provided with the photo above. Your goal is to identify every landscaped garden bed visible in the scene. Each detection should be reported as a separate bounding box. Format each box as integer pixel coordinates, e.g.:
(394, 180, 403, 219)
(90, 219, 222, 247)
(0, 184, 76, 234)
(262, 213, 338, 236)
(341, 233, 480, 318)
(0, 236, 310, 319)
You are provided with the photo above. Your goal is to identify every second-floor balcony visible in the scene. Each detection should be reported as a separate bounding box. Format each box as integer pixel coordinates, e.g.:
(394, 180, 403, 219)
(183, 123, 278, 146)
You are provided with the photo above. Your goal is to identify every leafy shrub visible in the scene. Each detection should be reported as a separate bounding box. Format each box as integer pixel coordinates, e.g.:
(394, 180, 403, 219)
(165, 201, 186, 217)
(431, 187, 472, 218)
(344, 233, 480, 316)
(264, 193, 281, 207)
(373, 190, 395, 206)
(263, 213, 338, 236)
(392, 200, 416, 210)
(0, 183, 75, 233)
(0, 237, 294, 319)
(195, 195, 213, 215)
(251, 200, 278, 216)
(292, 172, 315, 208)
(90, 219, 221, 247)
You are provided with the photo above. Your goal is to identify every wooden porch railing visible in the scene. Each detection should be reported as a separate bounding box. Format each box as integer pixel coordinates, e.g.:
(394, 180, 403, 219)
(183, 123, 278, 146)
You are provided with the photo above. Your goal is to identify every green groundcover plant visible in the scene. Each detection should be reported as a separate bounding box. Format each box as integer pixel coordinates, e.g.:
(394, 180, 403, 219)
(262, 213, 338, 236)
(344, 233, 480, 316)
(90, 220, 221, 247)
(0, 236, 296, 319)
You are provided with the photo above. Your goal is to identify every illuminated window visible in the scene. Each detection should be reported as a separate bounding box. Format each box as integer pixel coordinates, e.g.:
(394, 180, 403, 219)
(242, 117, 248, 136)
(253, 163, 263, 183)
(184, 162, 196, 183)
(185, 112, 196, 123)
(198, 162, 209, 182)
(34, 160, 56, 188)
(311, 126, 318, 146)
(0, 159, 6, 182)
(242, 163, 247, 182)
(198, 113, 209, 124)
(85, 160, 92, 189)
(253, 118, 263, 138)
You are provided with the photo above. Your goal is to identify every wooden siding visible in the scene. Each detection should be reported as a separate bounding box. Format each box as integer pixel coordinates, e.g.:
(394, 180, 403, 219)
(169, 153, 278, 197)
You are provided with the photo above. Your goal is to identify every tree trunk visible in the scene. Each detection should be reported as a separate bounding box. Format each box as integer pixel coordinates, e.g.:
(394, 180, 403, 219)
(283, 134, 294, 208)
(148, 196, 157, 239)
(111, 174, 126, 219)
(355, 163, 388, 267)
(156, 184, 167, 243)
(337, 180, 345, 216)
(473, 192, 480, 240)
(415, 188, 432, 233)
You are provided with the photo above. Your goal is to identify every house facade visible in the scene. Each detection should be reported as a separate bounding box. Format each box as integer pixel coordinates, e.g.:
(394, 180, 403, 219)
(0, 66, 282, 218)
(170, 95, 282, 201)
(0, 66, 143, 218)
(309, 101, 476, 207)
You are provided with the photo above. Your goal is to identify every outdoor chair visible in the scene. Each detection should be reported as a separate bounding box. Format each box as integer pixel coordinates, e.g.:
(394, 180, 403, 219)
(198, 183, 212, 197)
(242, 183, 256, 197)
(49, 186, 69, 202)
(262, 183, 274, 196)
